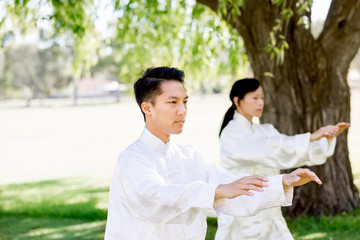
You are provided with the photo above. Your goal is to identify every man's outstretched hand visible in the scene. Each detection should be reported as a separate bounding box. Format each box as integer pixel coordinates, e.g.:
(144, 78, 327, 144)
(215, 175, 269, 200)
(282, 168, 322, 187)
(215, 168, 322, 201)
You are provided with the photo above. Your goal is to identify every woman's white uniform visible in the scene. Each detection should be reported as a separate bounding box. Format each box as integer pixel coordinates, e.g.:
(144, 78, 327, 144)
(216, 112, 336, 240)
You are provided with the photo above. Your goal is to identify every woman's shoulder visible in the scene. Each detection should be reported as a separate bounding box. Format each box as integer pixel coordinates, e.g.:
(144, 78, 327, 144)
(221, 120, 252, 140)
(254, 122, 279, 135)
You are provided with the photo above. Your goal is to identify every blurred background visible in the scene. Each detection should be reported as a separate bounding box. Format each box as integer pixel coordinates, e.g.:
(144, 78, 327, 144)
(0, 0, 359, 239)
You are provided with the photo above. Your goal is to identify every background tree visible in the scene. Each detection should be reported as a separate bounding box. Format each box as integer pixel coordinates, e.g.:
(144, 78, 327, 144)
(198, 0, 360, 216)
(103, 0, 250, 92)
(0, 0, 99, 104)
(2, 43, 73, 106)
(1, 0, 249, 97)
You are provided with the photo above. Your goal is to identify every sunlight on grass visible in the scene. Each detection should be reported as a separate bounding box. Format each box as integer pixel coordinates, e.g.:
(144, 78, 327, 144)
(0, 178, 108, 220)
(23, 220, 105, 239)
(286, 206, 360, 240)
(300, 232, 327, 239)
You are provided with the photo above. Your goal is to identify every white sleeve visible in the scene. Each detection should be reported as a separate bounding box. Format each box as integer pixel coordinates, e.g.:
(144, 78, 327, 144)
(304, 137, 336, 166)
(205, 158, 293, 217)
(220, 124, 335, 170)
(221, 175, 293, 216)
(114, 153, 218, 224)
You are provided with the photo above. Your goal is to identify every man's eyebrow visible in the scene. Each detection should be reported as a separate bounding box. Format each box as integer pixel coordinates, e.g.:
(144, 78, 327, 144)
(166, 95, 189, 100)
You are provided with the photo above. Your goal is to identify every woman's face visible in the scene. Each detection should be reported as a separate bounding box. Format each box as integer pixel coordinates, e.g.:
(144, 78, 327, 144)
(236, 86, 264, 121)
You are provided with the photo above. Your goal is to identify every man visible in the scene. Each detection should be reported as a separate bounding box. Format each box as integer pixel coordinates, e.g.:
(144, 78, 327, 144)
(105, 66, 322, 239)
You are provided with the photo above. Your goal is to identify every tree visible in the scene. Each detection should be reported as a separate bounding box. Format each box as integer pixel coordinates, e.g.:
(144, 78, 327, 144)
(1, 0, 100, 104)
(3, 43, 73, 106)
(1, 0, 251, 95)
(108, 0, 250, 91)
(198, 0, 360, 216)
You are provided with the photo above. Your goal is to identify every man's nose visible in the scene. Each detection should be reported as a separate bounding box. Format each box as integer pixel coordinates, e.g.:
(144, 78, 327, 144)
(178, 103, 187, 115)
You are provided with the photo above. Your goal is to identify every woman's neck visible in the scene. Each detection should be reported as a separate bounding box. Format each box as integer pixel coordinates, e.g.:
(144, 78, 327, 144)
(236, 109, 253, 123)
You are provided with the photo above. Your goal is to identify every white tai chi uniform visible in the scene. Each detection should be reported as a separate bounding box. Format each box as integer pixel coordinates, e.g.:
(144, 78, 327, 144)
(216, 112, 336, 240)
(105, 127, 294, 240)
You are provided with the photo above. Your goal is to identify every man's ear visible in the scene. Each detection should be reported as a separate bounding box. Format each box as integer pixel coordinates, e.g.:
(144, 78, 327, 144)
(141, 102, 151, 116)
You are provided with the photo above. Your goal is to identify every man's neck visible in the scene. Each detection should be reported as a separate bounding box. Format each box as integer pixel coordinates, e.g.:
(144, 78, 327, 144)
(145, 125, 170, 143)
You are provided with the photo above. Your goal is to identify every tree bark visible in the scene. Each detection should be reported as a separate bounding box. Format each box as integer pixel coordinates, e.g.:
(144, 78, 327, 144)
(198, 0, 360, 216)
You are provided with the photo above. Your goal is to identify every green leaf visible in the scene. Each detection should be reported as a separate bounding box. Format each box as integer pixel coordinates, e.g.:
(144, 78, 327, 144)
(264, 71, 274, 78)
(283, 41, 289, 49)
(270, 52, 275, 60)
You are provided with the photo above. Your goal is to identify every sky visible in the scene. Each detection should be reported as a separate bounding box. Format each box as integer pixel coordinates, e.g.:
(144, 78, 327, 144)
(311, 0, 331, 21)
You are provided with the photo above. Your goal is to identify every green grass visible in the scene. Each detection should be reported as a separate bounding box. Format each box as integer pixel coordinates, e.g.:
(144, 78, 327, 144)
(0, 178, 108, 240)
(286, 207, 360, 240)
(0, 217, 105, 240)
(0, 178, 359, 240)
(206, 207, 360, 240)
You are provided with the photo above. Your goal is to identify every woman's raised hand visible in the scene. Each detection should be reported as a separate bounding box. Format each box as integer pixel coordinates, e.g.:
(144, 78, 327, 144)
(310, 122, 350, 142)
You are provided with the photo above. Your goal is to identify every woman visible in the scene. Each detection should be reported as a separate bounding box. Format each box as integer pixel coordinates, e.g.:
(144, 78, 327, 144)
(215, 78, 350, 240)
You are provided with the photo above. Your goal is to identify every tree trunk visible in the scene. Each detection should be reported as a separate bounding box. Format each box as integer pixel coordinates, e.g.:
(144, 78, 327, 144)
(198, 0, 360, 216)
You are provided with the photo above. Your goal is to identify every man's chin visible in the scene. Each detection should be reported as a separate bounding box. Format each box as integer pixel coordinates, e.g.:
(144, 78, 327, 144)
(172, 128, 184, 135)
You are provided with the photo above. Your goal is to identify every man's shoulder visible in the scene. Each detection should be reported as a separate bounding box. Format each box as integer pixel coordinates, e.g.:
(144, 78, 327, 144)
(117, 139, 144, 161)
(171, 142, 210, 164)
(172, 142, 202, 154)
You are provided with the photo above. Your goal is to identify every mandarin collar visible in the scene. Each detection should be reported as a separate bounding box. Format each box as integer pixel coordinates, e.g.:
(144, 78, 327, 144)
(139, 127, 172, 154)
(233, 111, 254, 130)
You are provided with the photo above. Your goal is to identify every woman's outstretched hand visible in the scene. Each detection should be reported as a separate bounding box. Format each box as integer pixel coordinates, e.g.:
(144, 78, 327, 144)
(310, 122, 350, 141)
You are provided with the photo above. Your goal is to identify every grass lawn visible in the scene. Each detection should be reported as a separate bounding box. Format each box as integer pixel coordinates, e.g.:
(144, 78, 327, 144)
(0, 177, 359, 240)
(0, 178, 107, 240)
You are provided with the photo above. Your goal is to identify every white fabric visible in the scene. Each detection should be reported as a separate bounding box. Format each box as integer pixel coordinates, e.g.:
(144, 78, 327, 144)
(105, 127, 293, 240)
(216, 112, 336, 240)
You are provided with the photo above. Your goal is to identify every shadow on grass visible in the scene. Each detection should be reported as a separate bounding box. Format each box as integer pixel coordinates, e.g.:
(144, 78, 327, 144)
(206, 217, 218, 240)
(0, 178, 108, 220)
(0, 178, 108, 239)
(0, 216, 105, 240)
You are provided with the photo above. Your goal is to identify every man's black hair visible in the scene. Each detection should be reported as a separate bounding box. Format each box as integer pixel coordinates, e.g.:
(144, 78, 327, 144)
(134, 66, 185, 121)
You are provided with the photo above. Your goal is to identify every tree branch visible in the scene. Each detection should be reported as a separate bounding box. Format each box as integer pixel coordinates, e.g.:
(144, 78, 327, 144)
(318, 0, 360, 71)
(196, 0, 219, 12)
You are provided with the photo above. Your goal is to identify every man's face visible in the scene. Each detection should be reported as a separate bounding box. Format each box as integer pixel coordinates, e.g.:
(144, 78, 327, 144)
(143, 80, 188, 142)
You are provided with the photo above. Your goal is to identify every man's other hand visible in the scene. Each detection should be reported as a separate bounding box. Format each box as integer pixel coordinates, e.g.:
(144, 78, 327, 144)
(215, 175, 269, 200)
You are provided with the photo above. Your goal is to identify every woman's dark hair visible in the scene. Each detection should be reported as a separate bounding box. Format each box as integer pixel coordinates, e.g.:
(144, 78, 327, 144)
(219, 78, 261, 137)
(134, 66, 185, 121)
